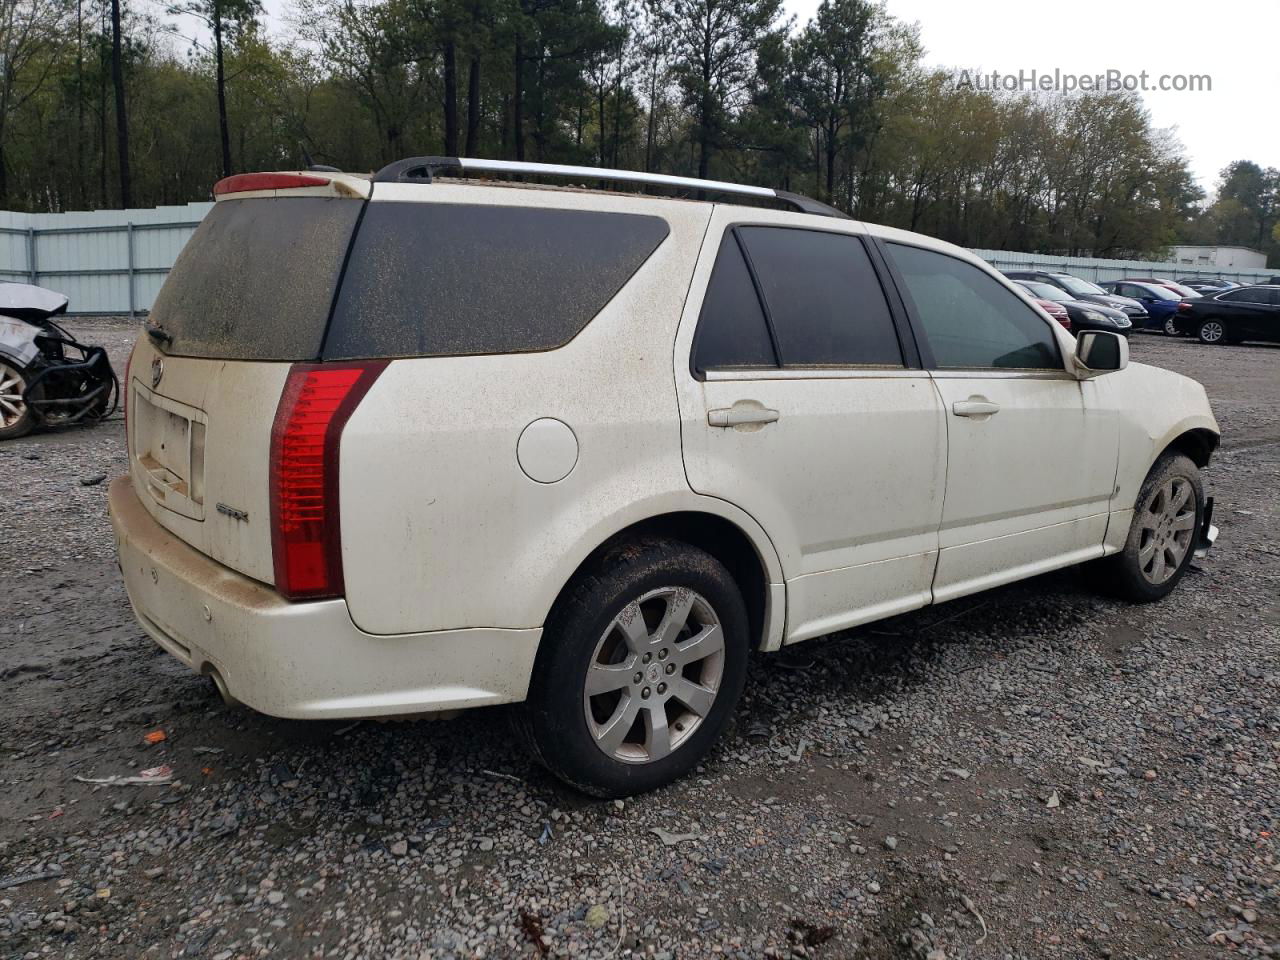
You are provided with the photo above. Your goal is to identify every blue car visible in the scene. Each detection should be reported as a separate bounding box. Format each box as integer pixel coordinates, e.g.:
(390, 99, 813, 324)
(1099, 281, 1185, 335)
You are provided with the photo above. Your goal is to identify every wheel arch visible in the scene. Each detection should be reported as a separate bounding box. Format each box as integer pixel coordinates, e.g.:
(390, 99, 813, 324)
(1160, 427, 1219, 468)
(0, 344, 33, 370)
(545, 508, 783, 653)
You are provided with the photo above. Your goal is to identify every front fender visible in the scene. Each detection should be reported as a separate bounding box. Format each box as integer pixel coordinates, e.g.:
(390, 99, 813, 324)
(0, 316, 41, 368)
(1108, 363, 1220, 513)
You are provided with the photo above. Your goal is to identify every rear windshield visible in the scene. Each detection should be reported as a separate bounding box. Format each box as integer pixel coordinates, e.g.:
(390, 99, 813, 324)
(322, 202, 669, 360)
(149, 197, 360, 360)
(150, 197, 668, 362)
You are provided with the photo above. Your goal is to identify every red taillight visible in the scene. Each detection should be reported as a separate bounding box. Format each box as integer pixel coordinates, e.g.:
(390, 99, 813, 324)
(214, 173, 330, 196)
(123, 348, 133, 428)
(1177, 301, 1192, 312)
(1059, 317, 1072, 331)
(269, 361, 387, 600)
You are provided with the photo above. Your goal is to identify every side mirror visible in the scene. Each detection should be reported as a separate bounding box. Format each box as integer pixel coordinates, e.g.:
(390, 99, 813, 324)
(1073, 330, 1128, 377)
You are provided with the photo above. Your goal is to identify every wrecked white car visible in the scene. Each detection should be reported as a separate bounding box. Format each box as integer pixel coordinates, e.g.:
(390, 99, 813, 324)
(0, 282, 118, 440)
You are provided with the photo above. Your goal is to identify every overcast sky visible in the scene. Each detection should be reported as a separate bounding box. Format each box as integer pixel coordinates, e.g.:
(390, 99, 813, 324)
(244, 0, 1276, 195)
(782, 0, 1278, 194)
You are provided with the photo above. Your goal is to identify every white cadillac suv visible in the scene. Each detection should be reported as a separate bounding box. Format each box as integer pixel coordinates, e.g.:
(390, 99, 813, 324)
(110, 158, 1220, 797)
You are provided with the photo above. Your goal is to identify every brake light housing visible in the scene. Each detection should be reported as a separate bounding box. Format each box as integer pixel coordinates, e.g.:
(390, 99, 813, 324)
(269, 361, 387, 600)
(123, 347, 134, 430)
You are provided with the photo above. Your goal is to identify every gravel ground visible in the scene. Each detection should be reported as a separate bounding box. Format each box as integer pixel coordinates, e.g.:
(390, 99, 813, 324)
(1, 323, 1277, 960)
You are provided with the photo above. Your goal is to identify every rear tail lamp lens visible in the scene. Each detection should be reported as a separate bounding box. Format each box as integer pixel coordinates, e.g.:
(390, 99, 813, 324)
(269, 361, 387, 600)
(123, 347, 134, 430)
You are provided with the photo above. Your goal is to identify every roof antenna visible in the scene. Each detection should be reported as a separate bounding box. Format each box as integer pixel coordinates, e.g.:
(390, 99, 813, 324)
(301, 146, 340, 173)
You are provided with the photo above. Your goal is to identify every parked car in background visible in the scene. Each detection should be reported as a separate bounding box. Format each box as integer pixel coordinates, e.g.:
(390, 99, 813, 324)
(0, 283, 120, 439)
(1178, 278, 1240, 293)
(1004, 271, 1149, 325)
(1010, 284, 1072, 330)
(1173, 285, 1280, 344)
(1012, 280, 1131, 336)
(1032, 297, 1071, 331)
(1098, 281, 1185, 335)
(109, 160, 1220, 797)
(1124, 278, 1202, 300)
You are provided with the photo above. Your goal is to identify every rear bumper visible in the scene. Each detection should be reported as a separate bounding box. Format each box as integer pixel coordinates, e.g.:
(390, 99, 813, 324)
(108, 476, 541, 719)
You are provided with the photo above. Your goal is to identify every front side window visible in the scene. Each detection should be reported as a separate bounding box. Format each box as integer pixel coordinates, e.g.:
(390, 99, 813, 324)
(887, 244, 1062, 370)
(736, 226, 903, 367)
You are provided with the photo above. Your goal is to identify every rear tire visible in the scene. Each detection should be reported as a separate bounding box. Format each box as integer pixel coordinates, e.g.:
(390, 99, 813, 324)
(516, 538, 749, 798)
(1087, 453, 1203, 603)
(1162, 317, 1180, 337)
(0, 361, 36, 440)
(1197, 319, 1226, 344)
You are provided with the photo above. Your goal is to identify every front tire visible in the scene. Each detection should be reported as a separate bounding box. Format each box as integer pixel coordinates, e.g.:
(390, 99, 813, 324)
(1197, 319, 1226, 344)
(1088, 453, 1203, 603)
(0, 361, 37, 440)
(517, 538, 749, 798)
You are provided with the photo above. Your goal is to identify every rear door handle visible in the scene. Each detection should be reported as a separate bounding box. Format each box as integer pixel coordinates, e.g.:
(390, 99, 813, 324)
(952, 398, 1000, 418)
(708, 405, 780, 428)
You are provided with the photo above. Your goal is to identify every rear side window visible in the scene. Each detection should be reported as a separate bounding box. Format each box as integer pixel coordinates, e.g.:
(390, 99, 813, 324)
(150, 198, 361, 360)
(324, 203, 669, 360)
(1223, 288, 1269, 304)
(887, 243, 1061, 370)
(738, 227, 903, 367)
(691, 232, 778, 373)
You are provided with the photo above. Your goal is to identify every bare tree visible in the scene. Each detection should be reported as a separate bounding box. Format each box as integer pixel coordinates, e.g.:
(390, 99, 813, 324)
(648, 0, 783, 179)
(0, 0, 72, 203)
(167, 0, 264, 177)
(108, 0, 131, 204)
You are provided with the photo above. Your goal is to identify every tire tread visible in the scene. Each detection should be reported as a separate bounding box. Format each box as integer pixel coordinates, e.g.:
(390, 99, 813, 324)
(515, 536, 748, 798)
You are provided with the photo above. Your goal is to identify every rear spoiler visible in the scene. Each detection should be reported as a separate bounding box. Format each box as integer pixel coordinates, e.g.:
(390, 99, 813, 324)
(213, 173, 370, 201)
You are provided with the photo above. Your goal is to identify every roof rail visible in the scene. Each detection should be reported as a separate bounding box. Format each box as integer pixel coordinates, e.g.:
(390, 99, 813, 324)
(370, 156, 848, 219)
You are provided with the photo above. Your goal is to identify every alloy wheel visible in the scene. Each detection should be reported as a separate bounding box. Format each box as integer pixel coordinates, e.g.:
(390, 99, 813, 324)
(583, 587, 725, 764)
(1137, 477, 1196, 585)
(1163, 317, 1178, 336)
(0, 362, 28, 429)
(1199, 321, 1224, 343)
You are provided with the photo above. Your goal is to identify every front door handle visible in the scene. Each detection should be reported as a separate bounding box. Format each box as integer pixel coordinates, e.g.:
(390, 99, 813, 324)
(952, 398, 1000, 418)
(708, 404, 780, 428)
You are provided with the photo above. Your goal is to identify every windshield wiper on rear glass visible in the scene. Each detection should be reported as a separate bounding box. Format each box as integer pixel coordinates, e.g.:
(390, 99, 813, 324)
(144, 322, 173, 346)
